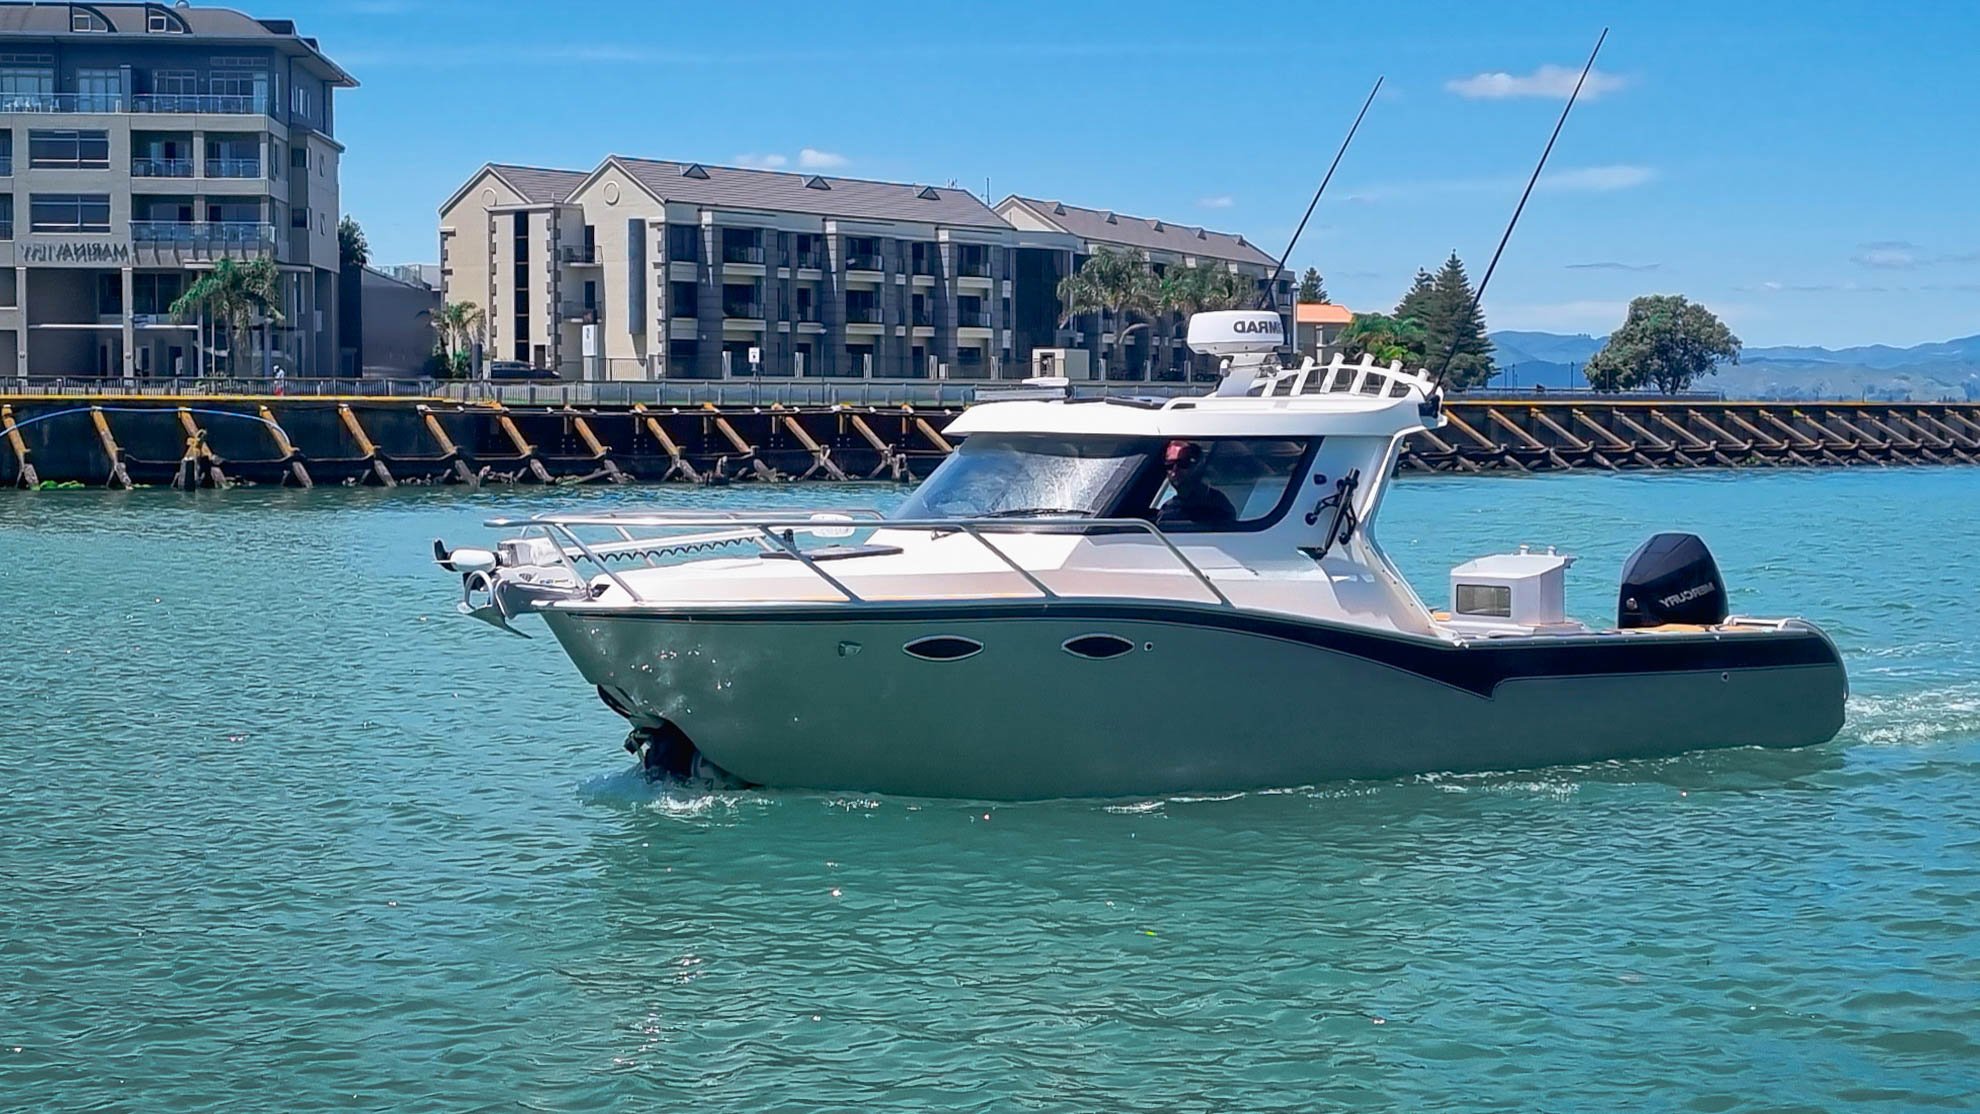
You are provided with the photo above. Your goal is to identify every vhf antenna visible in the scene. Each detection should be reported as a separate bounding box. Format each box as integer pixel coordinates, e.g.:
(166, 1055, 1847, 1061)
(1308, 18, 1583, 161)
(1257, 75, 1384, 312)
(1431, 28, 1608, 391)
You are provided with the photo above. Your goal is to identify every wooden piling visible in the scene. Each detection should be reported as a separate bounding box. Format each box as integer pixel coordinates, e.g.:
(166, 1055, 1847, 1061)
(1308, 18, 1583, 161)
(1, 404, 37, 488)
(772, 406, 848, 481)
(337, 403, 397, 486)
(89, 407, 132, 489)
(569, 414, 628, 484)
(416, 405, 477, 486)
(174, 407, 228, 489)
(257, 404, 313, 487)
(630, 404, 700, 483)
(846, 411, 907, 480)
(704, 403, 778, 481)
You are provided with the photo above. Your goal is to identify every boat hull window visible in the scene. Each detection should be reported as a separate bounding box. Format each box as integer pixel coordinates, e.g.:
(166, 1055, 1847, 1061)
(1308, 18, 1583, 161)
(1062, 634, 1136, 660)
(902, 636, 984, 662)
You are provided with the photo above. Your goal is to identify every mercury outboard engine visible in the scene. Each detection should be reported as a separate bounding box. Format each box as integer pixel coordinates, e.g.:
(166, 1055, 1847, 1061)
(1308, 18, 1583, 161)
(1618, 532, 1729, 628)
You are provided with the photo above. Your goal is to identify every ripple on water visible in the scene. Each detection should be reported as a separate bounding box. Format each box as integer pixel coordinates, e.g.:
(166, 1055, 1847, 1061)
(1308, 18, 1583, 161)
(1, 470, 1978, 1111)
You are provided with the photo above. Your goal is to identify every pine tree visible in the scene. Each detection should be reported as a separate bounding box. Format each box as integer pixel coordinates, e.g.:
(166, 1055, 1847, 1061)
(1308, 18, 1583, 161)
(1383, 269, 1436, 368)
(1296, 267, 1328, 304)
(1408, 253, 1498, 389)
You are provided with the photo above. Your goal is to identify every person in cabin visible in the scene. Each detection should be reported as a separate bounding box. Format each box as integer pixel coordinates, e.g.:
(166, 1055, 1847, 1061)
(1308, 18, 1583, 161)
(1155, 440, 1237, 528)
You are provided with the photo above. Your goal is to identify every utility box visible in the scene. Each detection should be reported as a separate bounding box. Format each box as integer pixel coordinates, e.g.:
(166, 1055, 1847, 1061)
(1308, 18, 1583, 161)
(1032, 347, 1092, 380)
(1448, 546, 1575, 629)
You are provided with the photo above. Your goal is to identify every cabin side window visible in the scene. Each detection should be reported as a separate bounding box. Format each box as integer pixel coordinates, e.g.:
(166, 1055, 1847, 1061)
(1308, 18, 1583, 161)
(1149, 439, 1313, 532)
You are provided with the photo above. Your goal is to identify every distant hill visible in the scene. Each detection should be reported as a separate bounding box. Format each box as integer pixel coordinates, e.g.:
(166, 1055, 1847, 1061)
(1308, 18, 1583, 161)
(1486, 330, 1980, 400)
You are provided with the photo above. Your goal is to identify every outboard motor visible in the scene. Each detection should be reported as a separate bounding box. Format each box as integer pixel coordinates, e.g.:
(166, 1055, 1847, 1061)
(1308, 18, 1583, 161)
(1618, 532, 1729, 628)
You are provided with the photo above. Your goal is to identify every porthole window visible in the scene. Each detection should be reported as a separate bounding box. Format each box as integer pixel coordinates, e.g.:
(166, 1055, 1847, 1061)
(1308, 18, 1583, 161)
(902, 636, 982, 662)
(1062, 634, 1135, 660)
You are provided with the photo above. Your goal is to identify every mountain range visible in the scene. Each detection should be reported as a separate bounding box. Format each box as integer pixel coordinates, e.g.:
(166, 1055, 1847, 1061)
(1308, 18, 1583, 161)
(1487, 331, 1980, 400)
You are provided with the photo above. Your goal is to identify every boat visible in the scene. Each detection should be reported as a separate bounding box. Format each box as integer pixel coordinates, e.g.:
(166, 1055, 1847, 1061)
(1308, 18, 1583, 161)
(434, 311, 1847, 799)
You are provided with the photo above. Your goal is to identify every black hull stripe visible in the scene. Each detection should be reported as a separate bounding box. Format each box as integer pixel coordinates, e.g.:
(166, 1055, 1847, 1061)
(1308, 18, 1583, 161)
(562, 600, 1843, 699)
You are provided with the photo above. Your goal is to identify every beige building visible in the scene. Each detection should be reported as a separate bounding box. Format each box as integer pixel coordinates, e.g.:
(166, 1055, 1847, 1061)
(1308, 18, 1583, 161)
(0, 3, 352, 378)
(440, 158, 1019, 380)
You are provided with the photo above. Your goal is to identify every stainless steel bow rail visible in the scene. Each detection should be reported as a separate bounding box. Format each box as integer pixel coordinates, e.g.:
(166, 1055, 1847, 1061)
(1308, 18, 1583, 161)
(475, 510, 1236, 610)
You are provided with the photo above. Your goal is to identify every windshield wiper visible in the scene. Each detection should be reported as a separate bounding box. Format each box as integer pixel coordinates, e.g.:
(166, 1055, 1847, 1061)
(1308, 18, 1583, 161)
(982, 507, 1097, 518)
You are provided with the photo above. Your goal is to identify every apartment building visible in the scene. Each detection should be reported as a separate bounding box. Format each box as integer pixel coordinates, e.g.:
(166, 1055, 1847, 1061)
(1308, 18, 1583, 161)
(997, 196, 1286, 381)
(440, 157, 1021, 380)
(0, 2, 353, 377)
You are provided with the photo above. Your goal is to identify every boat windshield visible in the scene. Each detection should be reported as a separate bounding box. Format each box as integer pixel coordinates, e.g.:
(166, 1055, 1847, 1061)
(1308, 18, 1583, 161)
(892, 434, 1155, 520)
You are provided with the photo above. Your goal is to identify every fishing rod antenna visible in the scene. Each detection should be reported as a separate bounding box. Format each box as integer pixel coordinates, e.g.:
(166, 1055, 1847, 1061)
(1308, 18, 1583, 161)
(1430, 28, 1609, 393)
(1258, 75, 1384, 316)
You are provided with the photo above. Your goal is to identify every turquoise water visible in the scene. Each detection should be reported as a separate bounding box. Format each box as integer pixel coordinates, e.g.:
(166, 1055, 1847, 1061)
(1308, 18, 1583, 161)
(2, 469, 1977, 1110)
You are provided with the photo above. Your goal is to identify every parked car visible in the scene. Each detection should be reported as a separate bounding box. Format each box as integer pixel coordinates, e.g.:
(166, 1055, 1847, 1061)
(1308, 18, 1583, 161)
(485, 361, 561, 381)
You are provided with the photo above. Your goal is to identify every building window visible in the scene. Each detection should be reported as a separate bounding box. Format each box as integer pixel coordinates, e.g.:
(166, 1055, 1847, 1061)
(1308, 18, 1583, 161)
(669, 281, 697, 317)
(291, 207, 308, 229)
(148, 8, 187, 33)
(30, 194, 111, 233)
(72, 68, 123, 111)
(209, 71, 268, 114)
(97, 273, 123, 315)
(290, 145, 308, 170)
(666, 224, 699, 262)
(28, 130, 109, 169)
(71, 7, 110, 32)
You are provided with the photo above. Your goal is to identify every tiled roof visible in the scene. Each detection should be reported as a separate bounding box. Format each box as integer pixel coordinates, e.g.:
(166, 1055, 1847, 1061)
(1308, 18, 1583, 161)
(1296, 303, 1354, 325)
(487, 164, 588, 205)
(610, 158, 1008, 228)
(1002, 197, 1275, 268)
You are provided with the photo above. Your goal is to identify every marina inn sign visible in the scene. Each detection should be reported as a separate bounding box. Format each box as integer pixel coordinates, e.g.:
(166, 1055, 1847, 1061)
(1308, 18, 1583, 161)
(18, 241, 135, 265)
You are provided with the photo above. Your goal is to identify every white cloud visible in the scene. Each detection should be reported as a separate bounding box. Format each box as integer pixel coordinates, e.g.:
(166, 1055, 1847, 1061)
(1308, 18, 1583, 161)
(1197, 195, 1234, 209)
(1446, 64, 1628, 100)
(733, 153, 788, 169)
(1852, 241, 1918, 269)
(797, 148, 847, 170)
(1541, 164, 1655, 192)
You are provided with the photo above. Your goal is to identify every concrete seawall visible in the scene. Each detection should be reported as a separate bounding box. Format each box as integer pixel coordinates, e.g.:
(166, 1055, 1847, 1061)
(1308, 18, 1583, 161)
(5, 393, 1979, 489)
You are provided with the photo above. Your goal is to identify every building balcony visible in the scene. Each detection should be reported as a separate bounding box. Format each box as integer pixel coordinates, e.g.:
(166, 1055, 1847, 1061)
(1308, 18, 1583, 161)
(956, 259, 991, 278)
(203, 158, 262, 178)
(721, 244, 765, 265)
(722, 302, 763, 319)
(845, 253, 883, 273)
(911, 309, 934, 327)
(845, 307, 883, 324)
(0, 93, 270, 115)
(0, 156, 10, 176)
(131, 220, 275, 249)
(957, 310, 991, 328)
(559, 302, 598, 323)
(133, 157, 195, 178)
(795, 310, 823, 324)
(794, 253, 823, 270)
(559, 245, 598, 265)
(0, 219, 12, 241)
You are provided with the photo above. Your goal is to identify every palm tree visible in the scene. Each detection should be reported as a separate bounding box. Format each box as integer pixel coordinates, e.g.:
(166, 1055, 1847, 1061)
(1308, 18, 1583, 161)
(170, 258, 284, 376)
(1056, 248, 1161, 379)
(432, 301, 485, 373)
(1337, 312, 1428, 366)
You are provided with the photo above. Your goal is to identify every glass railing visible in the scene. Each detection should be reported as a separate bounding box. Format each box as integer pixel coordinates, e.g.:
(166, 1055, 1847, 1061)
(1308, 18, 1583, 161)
(0, 157, 10, 176)
(0, 92, 270, 114)
(133, 157, 194, 177)
(957, 260, 991, 277)
(559, 245, 597, 264)
(131, 221, 275, 247)
(0, 220, 12, 241)
(845, 253, 884, 271)
(911, 260, 938, 276)
(846, 307, 883, 324)
(203, 158, 261, 178)
(794, 253, 823, 269)
(133, 94, 269, 115)
(912, 311, 934, 326)
(957, 311, 992, 327)
(721, 245, 764, 264)
(722, 303, 763, 319)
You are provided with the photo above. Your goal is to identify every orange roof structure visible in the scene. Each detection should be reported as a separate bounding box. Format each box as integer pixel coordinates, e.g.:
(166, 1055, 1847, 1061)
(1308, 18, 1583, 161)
(1295, 303, 1354, 326)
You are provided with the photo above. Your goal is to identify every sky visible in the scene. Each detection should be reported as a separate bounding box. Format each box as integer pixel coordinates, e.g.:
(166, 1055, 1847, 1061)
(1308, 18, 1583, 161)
(296, 0, 1980, 348)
